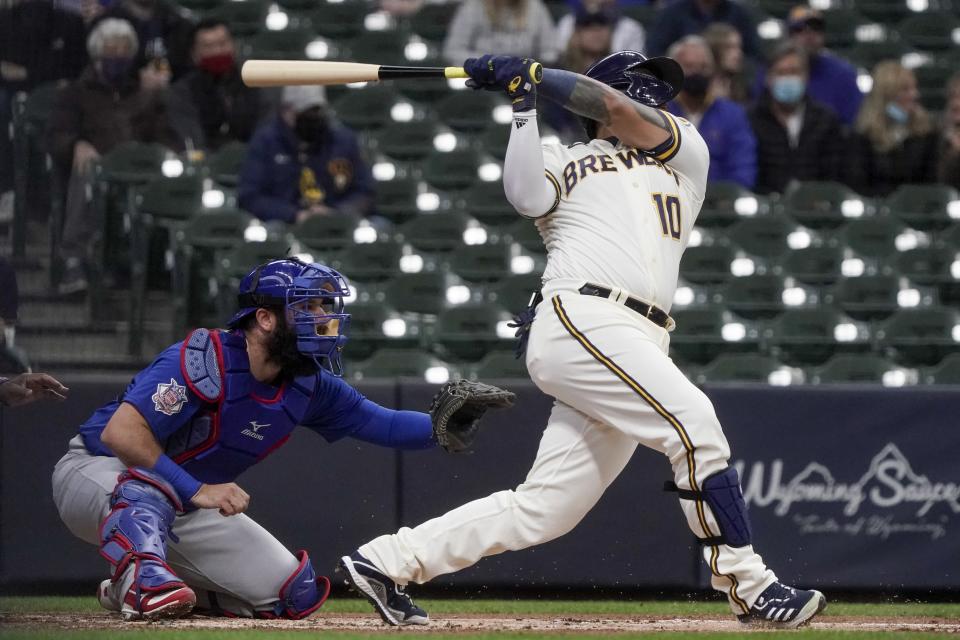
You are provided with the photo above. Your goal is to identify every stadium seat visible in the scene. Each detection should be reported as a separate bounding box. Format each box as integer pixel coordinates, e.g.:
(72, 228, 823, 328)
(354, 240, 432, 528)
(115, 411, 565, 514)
(922, 352, 960, 384)
(214, 239, 296, 317)
(822, 9, 874, 48)
(374, 177, 420, 224)
(767, 308, 865, 366)
(346, 31, 410, 64)
(383, 271, 447, 315)
(878, 307, 960, 366)
(432, 304, 512, 361)
(679, 244, 736, 284)
(333, 85, 402, 130)
(853, 0, 911, 27)
(436, 91, 502, 132)
(422, 149, 483, 191)
(342, 302, 404, 361)
(699, 353, 786, 384)
(97, 141, 168, 185)
(309, 2, 368, 39)
(463, 180, 516, 227)
(940, 223, 960, 249)
(894, 246, 955, 285)
(830, 274, 900, 320)
(206, 141, 247, 187)
(399, 74, 457, 105)
(294, 211, 359, 251)
(377, 121, 439, 161)
(670, 307, 731, 365)
(726, 216, 792, 259)
(698, 181, 766, 227)
(781, 245, 844, 285)
(812, 354, 899, 384)
(837, 40, 912, 71)
(448, 243, 512, 283)
(351, 347, 450, 380)
(479, 124, 510, 161)
(329, 239, 402, 283)
(839, 216, 904, 260)
(719, 274, 785, 319)
(137, 175, 206, 222)
(398, 212, 470, 253)
(490, 273, 543, 312)
(882, 183, 959, 230)
(897, 12, 960, 51)
(781, 181, 867, 229)
(208, 0, 269, 36)
(472, 351, 528, 379)
(409, 2, 460, 42)
(506, 219, 545, 254)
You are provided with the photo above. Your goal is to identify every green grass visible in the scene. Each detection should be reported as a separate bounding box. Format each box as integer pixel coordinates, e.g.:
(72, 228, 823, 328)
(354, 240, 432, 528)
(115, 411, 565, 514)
(2, 596, 958, 640)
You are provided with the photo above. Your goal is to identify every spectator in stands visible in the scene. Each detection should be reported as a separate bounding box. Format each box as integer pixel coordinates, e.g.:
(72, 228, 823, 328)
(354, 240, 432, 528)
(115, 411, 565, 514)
(96, 0, 194, 80)
(442, 0, 561, 66)
(849, 61, 938, 197)
(0, 373, 69, 407)
(168, 19, 278, 152)
(938, 72, 960, 189)
(702, 22, 750, 104)
(749, 43, 843, 194)
(646, 0, 758, 61)
(380, 0, 424, 18)
(556, 0, 645, 56)
(560, 7, 615, 73)
(666, 35, 756, 189)
(786, 5, 862, 127)
(46, 18, 183, 295)
(238, 85, 374, 225)
(0, 0, 88, 222)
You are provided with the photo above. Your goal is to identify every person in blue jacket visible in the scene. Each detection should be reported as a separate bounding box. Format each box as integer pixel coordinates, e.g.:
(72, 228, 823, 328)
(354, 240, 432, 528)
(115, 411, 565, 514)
(50, 258, 501, 621)
(238, 86, 374, 224)
(666, 35, 757, 189)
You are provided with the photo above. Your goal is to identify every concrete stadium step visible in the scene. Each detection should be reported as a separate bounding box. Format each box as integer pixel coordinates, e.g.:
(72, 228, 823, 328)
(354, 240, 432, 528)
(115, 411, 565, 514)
(17, 331, 163, 370)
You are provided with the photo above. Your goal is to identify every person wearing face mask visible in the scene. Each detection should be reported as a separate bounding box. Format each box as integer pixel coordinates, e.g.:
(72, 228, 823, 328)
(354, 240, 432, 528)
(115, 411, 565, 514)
(938, 72, 960, 189)
(666, 35, 757, 189)
(96, 0, 193, 80)
(45, 17, 183, 295)
(848, 61, 938, 197)
(748, 43, 843, 195)
(168, 19, 278, 152)
(238, 86, 374, 224)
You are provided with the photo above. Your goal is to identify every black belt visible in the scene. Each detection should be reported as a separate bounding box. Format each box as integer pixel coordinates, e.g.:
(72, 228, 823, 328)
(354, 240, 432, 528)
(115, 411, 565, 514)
(577, 283, 673, 330)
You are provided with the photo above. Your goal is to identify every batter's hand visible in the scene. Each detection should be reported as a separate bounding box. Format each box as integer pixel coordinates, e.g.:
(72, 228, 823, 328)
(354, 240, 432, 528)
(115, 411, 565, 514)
(191, 482, 250, 516)
(463, 55, 542, 110)
(0, 373, 69, 406)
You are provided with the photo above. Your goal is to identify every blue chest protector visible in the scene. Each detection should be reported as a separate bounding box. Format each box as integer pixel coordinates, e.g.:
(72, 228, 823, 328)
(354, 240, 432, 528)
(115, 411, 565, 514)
(164, 329, 317, 484)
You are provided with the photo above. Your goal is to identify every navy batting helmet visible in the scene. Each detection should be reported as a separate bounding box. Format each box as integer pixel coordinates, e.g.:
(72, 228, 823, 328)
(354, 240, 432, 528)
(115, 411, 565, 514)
(581, 51, 684, 139)
(227, 258, 351, 376)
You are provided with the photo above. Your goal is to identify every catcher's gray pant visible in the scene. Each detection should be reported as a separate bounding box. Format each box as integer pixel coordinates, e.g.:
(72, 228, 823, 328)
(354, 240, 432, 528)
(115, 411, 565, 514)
(52, 435, 300, 615)
(361, 279, 777, 615)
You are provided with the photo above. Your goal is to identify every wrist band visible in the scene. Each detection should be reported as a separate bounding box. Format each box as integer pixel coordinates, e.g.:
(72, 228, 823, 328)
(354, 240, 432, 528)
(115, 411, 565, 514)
(153, 454, 202, 504)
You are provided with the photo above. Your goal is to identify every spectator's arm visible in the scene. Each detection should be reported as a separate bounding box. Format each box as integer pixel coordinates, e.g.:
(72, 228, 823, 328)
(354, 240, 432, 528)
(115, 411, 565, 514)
(130, 88, 185, 152)
(727, 107, 757, 189)
(442, 0, 483, 65)
(44, 83, 81, 169)
(166, 82, 207, 150)
(237, 134, 299, 223)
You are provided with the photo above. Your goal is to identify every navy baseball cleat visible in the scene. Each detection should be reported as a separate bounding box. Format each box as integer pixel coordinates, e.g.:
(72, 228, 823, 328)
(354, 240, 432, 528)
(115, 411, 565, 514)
(337, 552, 429, 626)
(737, 581, 826, 628)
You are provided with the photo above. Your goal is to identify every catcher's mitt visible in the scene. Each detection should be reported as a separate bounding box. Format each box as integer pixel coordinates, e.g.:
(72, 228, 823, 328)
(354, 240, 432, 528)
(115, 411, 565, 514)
(429, 380, 516, 453)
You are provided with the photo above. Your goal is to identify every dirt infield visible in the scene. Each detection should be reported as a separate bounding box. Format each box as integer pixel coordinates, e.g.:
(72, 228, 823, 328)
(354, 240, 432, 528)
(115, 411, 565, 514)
(4, 612, 960, 633)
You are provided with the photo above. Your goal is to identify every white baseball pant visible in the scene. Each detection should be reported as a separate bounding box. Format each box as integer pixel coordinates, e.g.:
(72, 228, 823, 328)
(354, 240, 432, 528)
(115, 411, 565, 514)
(361, 278, 777, 614)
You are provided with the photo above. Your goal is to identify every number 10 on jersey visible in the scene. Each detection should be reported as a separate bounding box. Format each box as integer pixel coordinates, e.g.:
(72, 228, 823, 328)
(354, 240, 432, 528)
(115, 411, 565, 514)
(651, 194, 681, 240)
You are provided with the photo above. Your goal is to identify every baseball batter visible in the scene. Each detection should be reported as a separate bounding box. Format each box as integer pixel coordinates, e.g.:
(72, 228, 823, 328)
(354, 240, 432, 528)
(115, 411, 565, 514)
(50, 258, 511, 621)
(339, 52, 826, 629)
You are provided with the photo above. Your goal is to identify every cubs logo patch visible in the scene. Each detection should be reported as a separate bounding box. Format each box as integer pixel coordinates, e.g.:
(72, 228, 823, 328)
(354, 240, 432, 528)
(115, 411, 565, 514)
(152, 378, 188, 416)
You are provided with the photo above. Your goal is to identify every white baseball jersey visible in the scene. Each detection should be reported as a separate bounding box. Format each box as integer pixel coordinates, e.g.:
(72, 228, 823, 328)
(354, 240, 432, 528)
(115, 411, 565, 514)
(536, 112, 709, 311)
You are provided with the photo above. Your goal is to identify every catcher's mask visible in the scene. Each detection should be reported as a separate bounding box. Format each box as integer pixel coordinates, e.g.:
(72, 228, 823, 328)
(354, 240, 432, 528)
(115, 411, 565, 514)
(227, 258, 352, 376)
(580, 50, 684, 139)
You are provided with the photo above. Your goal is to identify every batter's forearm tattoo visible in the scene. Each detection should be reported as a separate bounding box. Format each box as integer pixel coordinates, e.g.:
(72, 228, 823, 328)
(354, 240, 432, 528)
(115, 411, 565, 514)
(540, 68, 672, 132)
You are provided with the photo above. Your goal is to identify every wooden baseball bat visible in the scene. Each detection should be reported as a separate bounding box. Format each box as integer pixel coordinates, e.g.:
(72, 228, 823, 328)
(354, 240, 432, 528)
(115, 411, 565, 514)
(241, 60, 469, 87)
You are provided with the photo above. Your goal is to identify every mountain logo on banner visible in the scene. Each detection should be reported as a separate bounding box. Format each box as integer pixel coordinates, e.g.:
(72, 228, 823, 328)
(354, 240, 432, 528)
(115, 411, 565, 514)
(733, 443, 960, 540)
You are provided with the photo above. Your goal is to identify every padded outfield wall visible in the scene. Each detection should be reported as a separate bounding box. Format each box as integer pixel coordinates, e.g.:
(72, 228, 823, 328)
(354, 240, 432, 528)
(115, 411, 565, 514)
(1, 379, 958, 592)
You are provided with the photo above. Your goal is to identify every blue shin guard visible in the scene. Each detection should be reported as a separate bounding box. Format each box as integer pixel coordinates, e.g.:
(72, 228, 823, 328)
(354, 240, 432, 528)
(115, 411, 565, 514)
(665, 467, 752, 547)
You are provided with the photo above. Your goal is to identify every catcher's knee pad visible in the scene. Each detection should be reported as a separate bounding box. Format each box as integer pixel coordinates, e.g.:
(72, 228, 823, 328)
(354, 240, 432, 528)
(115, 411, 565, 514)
(258, 551, 331, 620)
(666, 467, 752, 548)
(100, 468, 183, 588)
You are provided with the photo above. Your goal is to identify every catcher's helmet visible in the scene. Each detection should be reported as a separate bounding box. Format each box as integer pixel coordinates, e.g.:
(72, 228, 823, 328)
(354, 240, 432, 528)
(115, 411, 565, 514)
(580, 50, 684, 139)
(227, 258, 351, 376)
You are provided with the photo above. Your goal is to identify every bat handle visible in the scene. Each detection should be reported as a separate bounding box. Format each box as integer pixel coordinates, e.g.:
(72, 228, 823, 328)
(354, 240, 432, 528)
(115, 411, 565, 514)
(444, 66, 468, 79)
(445, 62, 543, 83)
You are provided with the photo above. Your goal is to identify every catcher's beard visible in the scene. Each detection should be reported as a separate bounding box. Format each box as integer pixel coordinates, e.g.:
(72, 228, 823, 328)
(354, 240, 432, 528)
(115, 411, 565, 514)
(265, 314, 319, 379)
